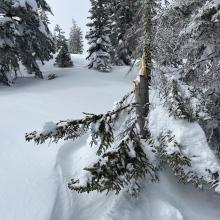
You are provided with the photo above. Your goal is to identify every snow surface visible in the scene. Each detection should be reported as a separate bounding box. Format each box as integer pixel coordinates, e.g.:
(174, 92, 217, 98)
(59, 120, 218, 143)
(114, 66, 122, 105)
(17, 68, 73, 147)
(0, 55, 219, 220)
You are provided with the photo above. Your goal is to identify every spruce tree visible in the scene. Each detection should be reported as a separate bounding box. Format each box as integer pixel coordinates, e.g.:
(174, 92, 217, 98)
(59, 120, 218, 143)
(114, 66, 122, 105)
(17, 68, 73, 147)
(0, 0, 54, 85)
(154, 0, 220, 157)
(38, 7, 50, 25)
(55, 38, 73, 68)
(0, 15, 18, 86)
(54, 24, 66, 52)
(109, 0, 140, 65)
(86, 0, 112, 72)
(69, 20, 84, 54)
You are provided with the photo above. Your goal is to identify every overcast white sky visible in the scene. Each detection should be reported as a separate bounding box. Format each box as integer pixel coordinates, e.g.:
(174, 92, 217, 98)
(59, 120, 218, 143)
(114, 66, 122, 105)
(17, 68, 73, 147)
(47, 0, 91, 42)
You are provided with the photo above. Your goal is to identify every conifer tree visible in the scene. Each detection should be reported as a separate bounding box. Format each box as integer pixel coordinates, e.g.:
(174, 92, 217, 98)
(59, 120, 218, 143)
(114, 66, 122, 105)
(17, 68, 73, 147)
(86, 0, 112, 72)
(108, 0, 140, 65)
(54, 24, 66, 52)
(0, 0, 54, 85)
(69, 20, 84, 54)
(154, 0, 220, 157)
(55, 38, 73, 68)
(38, 7, 50, 25)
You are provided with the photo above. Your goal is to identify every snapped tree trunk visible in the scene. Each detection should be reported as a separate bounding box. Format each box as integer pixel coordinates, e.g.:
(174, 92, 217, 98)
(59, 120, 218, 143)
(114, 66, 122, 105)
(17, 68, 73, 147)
(134, 0, 152, 138)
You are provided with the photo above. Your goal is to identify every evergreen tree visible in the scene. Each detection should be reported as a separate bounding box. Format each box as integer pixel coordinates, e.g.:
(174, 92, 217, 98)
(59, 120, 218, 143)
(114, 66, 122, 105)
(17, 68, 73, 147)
(55, 38, 73, 68)
(0, 0, 54, 85)
(38, 7, 50, 26)
(69, 20, 84, 54)
(108, 0, 140, 65)
(54, 24, 65, 52)
(86, 0, 112, 72)
(154, 0, 220, 157)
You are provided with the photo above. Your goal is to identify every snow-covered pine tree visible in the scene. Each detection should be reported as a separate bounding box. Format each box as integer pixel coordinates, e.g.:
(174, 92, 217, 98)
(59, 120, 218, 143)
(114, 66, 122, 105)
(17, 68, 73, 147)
(55, 38, 73, 68)
(38, 6, 50, 26)
(0, 0, 54, 85)
(86, 0, 112, 72)
(54, 24, 66, 52)
(0, 13, 19, 86)
(154, 0, 220, 157)
(69, 20, 84, 54)
(108, 0, 141, 65)
(178, 0, 220, 157)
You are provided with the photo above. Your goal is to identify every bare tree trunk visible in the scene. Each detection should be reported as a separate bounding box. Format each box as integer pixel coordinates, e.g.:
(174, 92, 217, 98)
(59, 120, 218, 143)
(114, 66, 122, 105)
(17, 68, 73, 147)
(134, 0, 152, 138)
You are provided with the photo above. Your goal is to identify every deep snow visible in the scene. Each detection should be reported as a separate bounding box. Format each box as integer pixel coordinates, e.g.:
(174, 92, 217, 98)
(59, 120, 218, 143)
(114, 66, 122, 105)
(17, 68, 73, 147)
(0, 55, 219, 220)
(0, 55, 133, 220)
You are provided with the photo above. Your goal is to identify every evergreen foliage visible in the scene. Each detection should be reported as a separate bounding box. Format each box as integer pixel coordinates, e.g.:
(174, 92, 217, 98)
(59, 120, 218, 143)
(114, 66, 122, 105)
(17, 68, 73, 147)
(26, 92, 158, 195)
(38, 7, 50, 25)
(162, 79, 195, 122)
(26, 89, 220, 195)
(108, 0, 140, 65)
(158, 73, 210, 124)
(69, 20, 84, 54)
(155, 129, 219, 190)
(68, 123, 156, 194)
(0, 0, 54, 85)
(156, 131, 204, 189)
(86, 0, 112, 72)
(55, 39, 73, 68)
(53, 24, 66, 52)
(154, 0, 220, 157)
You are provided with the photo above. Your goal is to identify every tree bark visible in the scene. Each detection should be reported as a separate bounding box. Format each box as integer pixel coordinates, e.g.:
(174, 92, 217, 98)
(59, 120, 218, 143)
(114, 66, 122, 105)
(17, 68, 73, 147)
(134, 0, 152, 138)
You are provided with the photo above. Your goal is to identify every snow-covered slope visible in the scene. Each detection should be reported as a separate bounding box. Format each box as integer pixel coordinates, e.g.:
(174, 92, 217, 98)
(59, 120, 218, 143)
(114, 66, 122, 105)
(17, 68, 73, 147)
(0, 55, 133, 220)
(0, 55, 219, 220)
(51, 136, 220, 220)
